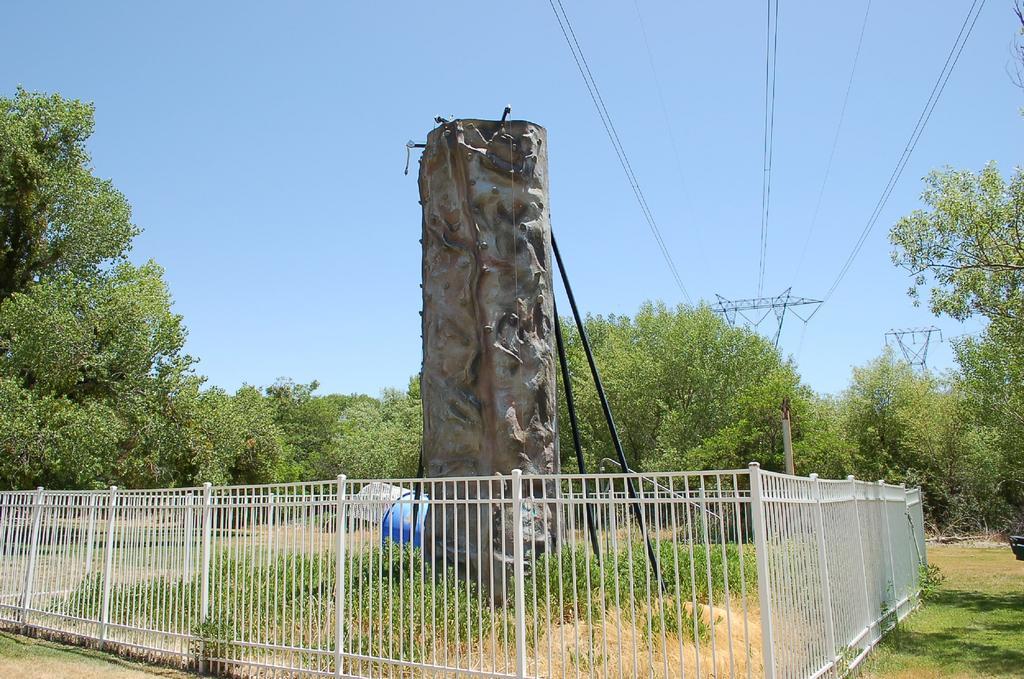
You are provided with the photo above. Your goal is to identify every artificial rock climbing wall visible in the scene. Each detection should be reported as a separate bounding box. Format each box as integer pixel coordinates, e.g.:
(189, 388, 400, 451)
(417, 118, 558, 590)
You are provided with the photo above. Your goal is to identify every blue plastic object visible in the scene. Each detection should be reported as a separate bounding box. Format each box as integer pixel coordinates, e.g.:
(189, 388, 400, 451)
(381, 492, 429, 548)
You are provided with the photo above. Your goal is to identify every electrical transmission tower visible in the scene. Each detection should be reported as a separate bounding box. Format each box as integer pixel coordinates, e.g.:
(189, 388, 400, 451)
(712, 288, 822, 347)
(885, 326, 942, 370)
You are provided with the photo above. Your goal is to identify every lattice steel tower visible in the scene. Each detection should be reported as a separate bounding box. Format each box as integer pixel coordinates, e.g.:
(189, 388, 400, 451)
(712, 288, 822, 347)
(885, 327, 942, 370)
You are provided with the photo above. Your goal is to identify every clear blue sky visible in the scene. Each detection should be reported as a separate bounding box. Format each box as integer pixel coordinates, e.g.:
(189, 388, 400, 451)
(5, 1, 1022, 396)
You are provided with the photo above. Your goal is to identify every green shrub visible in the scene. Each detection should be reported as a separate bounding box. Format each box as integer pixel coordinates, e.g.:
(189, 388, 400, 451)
(917, 563, 945, 601)
(60, 537, 754, 665)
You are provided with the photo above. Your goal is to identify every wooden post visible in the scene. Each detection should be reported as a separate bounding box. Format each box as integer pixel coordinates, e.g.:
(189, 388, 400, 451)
(781, 397, 795, 475)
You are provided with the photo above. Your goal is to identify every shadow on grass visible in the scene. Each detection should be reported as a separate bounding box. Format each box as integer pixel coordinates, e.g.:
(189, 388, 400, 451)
(929, 588, 1024, 614)
(878, 588, 1024, 677)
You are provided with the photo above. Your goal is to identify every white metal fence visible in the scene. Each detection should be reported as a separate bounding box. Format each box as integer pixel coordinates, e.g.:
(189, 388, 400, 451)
(0, 463, 925, 678)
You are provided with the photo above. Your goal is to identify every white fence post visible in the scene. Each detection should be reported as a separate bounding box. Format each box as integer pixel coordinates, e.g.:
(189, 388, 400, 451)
(84, 493, 98, 576)
(20, 487, 45, 626)
(99, 485, 118, 645)
(334, 474, 347, 677)
(900, 484, 922, 607)
(847, 475, 873, 642)
(199, 482, 213, 623)
(198, 482, 213, 674)
(810, 474, 838, 666)
(0, 495, 7, 559)
(183, 492, 194, 581)
(748, 462, 775, 679)
(913, 488, 927, 568)
(878, 480, 897, 614)
(268, 492, 276, 554)
(511, 469, 528, 679)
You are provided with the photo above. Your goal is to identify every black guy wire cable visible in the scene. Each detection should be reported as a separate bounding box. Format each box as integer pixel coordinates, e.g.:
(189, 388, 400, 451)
(552, 232, 664, 591)
(553, 297, 601, 562)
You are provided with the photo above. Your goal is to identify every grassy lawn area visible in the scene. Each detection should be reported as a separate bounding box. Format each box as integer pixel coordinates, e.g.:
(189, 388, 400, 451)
(862, 543, 1024, 679)
(0, 543, 1018, 678)
(0, 631, 191, 679)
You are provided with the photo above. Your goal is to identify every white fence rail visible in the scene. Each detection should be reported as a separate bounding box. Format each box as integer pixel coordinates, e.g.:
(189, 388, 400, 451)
(0, 464, 925, 678)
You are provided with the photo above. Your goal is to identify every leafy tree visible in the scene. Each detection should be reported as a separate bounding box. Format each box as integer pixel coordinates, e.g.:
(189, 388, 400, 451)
(951, 335, 1024, 531)
(838, 348, 1015, 532)
(904, 385, 1008, 534)
(0, 375, 123, 489)
(791, 395, 858, 479)
(0, 89, 292, 491)
(190, 386, 287, 485)
(891, 164, 1024, 333)
(890, 164, 1024, 427)
(840, 348, 935, 481)
(0, 257, 201, 488)
(0, 88, 136, 301)
(556, 303, 816, 474)
(0, 261, 191, 398)
(261, 377, 424, 482)
(318, 387, 421, 480)
(265, 379, 345, 480)
(891, 162, 1024, 531)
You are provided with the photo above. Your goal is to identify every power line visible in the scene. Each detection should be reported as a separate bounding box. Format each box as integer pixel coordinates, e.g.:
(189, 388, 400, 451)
(758, 0, 780, 296)
(794, 0, 873, 282)
(547, 0, 692, 304)
(812, 0, 987, 316)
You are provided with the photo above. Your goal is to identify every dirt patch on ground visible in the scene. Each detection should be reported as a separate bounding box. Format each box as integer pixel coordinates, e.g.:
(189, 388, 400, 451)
(525, 600, 761, 678)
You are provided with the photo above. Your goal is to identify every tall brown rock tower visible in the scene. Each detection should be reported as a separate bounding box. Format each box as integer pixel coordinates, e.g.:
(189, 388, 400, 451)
(417, 118, 558, 588)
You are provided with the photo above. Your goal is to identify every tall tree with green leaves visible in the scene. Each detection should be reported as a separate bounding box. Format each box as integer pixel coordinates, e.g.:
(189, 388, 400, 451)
(891, 164, 1024, 333)
(264, 378, 367, 480)
(891, 163, 1024, 530)
(1, 88, 136, 301)
(556, 303, 825, 474)
(840, 349, 1009, 532)
(0, 89, 292, 490)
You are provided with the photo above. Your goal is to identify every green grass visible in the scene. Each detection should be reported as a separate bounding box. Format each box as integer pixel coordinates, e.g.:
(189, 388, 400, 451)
(0, 631, 189, 679)
(56, 538, 754, 671)
(862, 545, 1024, 679)
(23, 540, 1023, 678)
